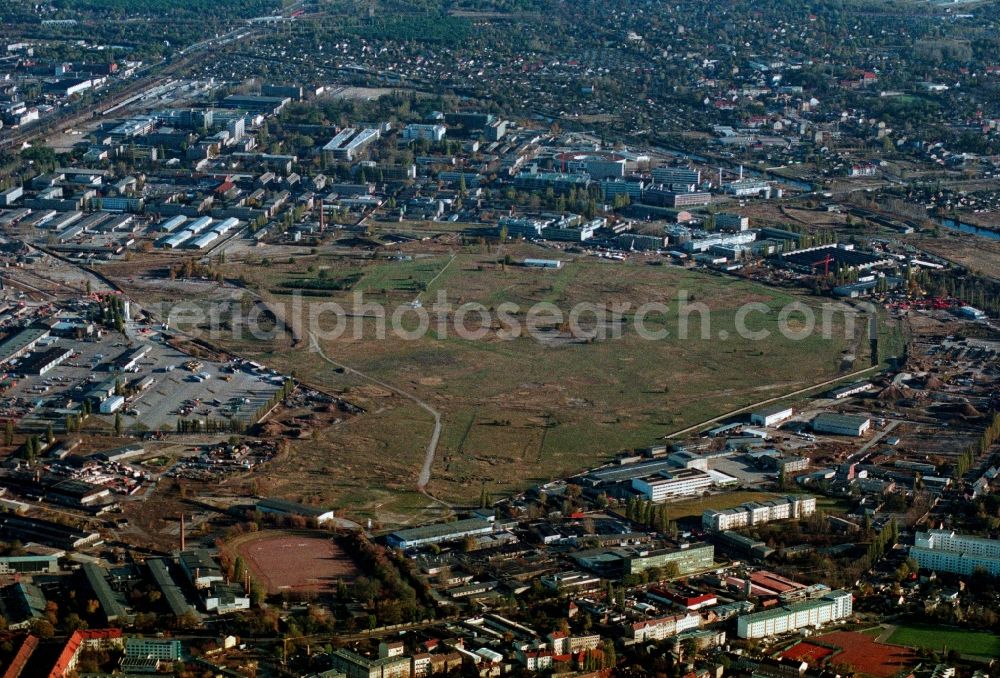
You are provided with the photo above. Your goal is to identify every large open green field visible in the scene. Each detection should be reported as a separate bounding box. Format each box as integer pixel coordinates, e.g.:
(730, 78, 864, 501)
(208, 243, 868, 521)
(887, 623, 1000, 658)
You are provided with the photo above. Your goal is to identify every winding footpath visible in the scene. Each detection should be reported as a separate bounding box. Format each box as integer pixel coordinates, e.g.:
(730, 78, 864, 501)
(306, 331, 445, 500)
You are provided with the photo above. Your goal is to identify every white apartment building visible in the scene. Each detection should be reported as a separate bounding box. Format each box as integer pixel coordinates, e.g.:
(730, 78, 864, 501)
(402, 123, 446, 142)
(737, 590, 853, 639)
(910, 530, 1000, 577)
(703, 496, 817, 532)
(630, 613, 702, 642)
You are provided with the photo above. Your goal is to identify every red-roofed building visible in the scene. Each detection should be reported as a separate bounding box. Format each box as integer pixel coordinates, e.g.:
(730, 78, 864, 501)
(2, 634, 38, 678)
(647, 587, 718, 610)
(48, 629, 124, 677)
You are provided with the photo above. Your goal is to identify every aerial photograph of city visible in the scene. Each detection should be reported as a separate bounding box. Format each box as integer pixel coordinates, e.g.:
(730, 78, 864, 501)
(0, 0, 999, 675)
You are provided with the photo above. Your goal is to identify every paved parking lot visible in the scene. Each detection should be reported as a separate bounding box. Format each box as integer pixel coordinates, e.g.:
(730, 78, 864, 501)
(6, 329, 284, 433)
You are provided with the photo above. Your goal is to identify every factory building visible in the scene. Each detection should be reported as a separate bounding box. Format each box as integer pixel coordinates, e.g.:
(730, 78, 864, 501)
(146, 558, 197, 618)
(386, 518, 496, 549)
(750, 405, 794, 427)
(812, 413, 871, 437)
(0, 327, 51, 366)
(179, 549, 225, 589)
(16, 347, 72, 375)
(81, 562, 129, 623)
(256, 498, 338, 525)
(555, 152, 627, 180)
(222, 94, 290, 115)
(0, 514, 101, 550)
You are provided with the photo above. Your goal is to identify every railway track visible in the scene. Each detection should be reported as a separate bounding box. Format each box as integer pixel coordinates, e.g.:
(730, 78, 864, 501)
(0, 52, 203, 152)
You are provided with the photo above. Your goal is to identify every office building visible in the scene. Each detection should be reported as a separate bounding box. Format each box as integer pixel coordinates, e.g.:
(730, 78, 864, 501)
(401, 123, 446, 142)
(631, 468, 714, 502)
(715, 212, 750, 231)
(323, 128, 380, 162)
(750, 405, 794, 427)
(125, 637, 183, 661)
(222, 94, 290, 115)
(643, 187, 712, 208)
(627, 543, 715, 576)
(651, 167, 701, 187)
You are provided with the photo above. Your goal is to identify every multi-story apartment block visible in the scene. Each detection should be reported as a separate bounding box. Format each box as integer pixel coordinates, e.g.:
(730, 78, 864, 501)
(703, 496, 816, 532)
(911, 530, 1000, 577)
(737, 590, 853, 638)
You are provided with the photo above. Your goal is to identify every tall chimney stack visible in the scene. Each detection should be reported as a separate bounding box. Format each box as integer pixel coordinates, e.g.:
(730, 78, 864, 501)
(180, 513, 185, 552)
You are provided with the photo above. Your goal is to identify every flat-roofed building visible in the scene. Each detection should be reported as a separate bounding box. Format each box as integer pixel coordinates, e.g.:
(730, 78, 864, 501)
(323, 128, 380, 162)
(629, 612, 701, 642)
(911, 529, 1000, 577)
(627, 542, 715, 576)
(330, 647, 412, 678)
(179, 549, 224, 589)
(0, 554, 59, 575)
(222, 94, 290, 115)
(16, 347, 72, 375)
(386, 518, 495, 549)
(703, 496, 816, 532)
(147, 557, 197, 619)
(0, 327, 51, 366)
(736, 590, 852, 638)
(812, 413, 871, 437)
(631, 468, 714, 502)
(256, 498, 337, 525)
(81, 563, 129, 623)
(750, 405, 794, 427)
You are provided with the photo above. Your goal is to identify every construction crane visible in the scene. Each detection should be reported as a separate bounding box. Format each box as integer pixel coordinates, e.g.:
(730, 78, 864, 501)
(811, 254, 835, 276)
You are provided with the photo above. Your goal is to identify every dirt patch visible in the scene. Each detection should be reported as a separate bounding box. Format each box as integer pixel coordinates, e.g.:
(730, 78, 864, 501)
(233, 531, 359, 595)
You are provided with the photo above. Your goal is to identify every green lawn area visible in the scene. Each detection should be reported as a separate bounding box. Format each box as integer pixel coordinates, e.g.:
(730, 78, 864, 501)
(888, 624, 1000, 658)
(219, 249, 866, 518)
